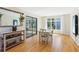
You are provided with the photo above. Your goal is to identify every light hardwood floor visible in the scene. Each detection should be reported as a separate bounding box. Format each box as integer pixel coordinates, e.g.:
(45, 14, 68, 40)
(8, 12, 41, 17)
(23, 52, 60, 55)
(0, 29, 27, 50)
(7, 34, 79, 52)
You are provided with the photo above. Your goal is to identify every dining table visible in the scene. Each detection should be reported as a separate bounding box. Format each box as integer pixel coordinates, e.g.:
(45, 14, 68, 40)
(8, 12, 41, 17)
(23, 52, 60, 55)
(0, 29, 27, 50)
(39, 29, 53, 44)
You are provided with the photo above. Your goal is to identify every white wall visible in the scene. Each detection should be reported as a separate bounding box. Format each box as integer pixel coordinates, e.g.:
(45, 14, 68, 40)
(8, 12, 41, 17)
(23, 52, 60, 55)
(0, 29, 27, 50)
(63, 14, 71, 35)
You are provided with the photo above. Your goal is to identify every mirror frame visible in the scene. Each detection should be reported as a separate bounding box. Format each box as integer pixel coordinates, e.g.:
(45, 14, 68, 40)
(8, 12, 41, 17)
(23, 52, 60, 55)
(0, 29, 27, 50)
(0, 7, 24, 26)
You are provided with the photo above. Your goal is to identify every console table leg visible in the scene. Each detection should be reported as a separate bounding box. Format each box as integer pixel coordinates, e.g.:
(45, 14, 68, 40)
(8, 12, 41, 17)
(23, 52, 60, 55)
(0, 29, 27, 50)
(3, 35, 6, 52)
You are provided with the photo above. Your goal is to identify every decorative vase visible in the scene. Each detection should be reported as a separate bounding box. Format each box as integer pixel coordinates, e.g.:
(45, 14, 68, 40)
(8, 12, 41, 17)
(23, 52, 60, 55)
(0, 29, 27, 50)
(20, 21, 23, 26)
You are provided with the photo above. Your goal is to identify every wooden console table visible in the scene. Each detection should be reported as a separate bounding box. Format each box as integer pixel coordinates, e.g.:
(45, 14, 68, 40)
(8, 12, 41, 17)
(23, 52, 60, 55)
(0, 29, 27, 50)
(2, 30, 25, 52)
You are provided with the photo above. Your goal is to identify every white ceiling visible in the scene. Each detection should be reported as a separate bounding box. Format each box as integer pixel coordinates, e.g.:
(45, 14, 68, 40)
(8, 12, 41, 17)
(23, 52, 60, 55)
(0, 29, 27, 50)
(15, 7, 79, 16)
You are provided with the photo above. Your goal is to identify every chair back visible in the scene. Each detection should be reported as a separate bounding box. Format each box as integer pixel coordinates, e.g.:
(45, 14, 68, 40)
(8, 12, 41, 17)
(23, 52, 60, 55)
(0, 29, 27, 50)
(40, 29, 46, 32)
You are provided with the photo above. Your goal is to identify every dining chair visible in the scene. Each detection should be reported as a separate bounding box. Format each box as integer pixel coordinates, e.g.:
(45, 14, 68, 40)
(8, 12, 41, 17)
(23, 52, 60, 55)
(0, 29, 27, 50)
(39, 29, 46, 42)
(39, 31, 49, 44)
(40, 29, 46, 32)
(49, 30, 53, 43)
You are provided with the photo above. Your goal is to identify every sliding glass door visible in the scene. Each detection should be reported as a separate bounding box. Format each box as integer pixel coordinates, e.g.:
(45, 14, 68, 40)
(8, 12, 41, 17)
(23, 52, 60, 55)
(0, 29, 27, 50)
(26, 16, 37, 38)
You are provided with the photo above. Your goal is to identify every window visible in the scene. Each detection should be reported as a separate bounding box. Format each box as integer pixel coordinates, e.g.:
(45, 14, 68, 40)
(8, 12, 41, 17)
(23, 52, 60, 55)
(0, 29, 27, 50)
(72, 16, 75, 34)
(54, 18, 61, 30)
(47, 18, 61, 30)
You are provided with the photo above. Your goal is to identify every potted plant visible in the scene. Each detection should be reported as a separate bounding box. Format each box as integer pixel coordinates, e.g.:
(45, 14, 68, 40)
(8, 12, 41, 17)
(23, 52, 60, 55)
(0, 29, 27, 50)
(19, 14, 24, 25)
(51, 18, 55, 33)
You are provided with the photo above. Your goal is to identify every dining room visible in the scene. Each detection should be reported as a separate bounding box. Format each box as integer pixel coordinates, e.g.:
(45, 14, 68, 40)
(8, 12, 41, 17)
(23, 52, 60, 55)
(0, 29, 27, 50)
(0, 7, 79, 52)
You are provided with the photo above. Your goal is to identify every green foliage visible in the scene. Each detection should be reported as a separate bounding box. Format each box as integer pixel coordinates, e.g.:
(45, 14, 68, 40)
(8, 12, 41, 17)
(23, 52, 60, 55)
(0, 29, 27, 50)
(48, 22, 51, 29)
(0, 14, 2, 18)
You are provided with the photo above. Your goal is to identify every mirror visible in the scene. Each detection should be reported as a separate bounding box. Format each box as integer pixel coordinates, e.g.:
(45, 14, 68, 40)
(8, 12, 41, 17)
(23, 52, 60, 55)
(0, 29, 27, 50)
(0, 8, 23, 26)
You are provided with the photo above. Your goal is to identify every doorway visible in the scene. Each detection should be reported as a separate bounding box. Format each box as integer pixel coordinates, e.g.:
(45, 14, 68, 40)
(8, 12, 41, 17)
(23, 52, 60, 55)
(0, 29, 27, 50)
(26, 16, 37, 38)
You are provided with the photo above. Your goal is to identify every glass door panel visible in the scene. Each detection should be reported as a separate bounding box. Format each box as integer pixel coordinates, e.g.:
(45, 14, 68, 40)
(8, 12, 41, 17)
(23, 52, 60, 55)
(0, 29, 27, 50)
(26, 16, 37, 38)
(32, 18, 37, 35)
(26, 17, 33, 37)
